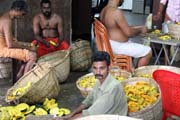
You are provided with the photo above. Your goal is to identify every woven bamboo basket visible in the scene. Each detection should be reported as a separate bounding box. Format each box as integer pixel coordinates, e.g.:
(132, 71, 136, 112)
(110, 66, 132, 78)
(0, 58, 12, 79)
(76, 70, 131, 98)
(76, 115, 142, 120)
(76, 73, 94, 98)
(5, 62, 60, 104)
(70, 39, 92, 71)
(121, 77, 162, 120)
(133, 65, 180, 78)
(167, 23, 180, 39)
(38, 50, 70, 83)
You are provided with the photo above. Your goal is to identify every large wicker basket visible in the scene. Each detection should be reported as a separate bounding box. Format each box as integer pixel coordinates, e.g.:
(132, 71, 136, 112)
(110, 66, 132, 78)
(37, 50, 70, 83)
(121, 77, 162, 120)
(75, 115, 142, 120)
(5, 62, 60, 104)
(133, 65, 180, 77)
(70, 39, 92, 71)
(167, 23, 180, 39)
(76, 73, 94, 98)
(76, 70, 131, 98)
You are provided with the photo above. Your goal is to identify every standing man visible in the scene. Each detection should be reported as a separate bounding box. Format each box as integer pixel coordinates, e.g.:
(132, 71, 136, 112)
(0, 0, 37, 79)
(153, 0, 180, 64)
(100, 0, 152, 67)
(32, 0, 69, 57)
(55, 51, 128, 120)
(153, 0, 180, 22)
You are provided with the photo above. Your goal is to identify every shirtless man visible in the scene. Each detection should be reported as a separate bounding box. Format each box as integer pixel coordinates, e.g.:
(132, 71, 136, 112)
(100, 0, 152, 67)
(32, 0, 69, 57)
(0, 0, 37, 79)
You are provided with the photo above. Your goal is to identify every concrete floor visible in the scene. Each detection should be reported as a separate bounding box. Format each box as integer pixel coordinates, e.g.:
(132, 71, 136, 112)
(0, 72, 88, 120)
(1, 11, 180, 120)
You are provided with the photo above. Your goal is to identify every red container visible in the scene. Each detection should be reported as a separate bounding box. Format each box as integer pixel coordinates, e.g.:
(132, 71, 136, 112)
(153, 70, 180, 120)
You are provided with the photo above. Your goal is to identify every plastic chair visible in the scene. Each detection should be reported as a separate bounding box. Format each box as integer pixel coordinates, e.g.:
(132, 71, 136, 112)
(94, 18, 132, 72)
(153, 70, 180, 120)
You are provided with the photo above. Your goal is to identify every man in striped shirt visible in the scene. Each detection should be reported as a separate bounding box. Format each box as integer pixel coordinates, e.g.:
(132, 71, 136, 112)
(154, 0, 180, 22)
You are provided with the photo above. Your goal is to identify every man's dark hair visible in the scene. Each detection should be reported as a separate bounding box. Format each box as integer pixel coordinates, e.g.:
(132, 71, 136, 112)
(94, 0, 108, 13)
(11, 0, 28, 12)
(92, 51, 111, 66)
(40, 0, 51, 7)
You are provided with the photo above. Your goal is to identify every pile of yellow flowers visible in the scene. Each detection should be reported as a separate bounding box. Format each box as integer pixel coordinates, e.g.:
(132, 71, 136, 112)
(0, 103, 35, 120)
(0, 98, 71, 120)
(78, 75, 96, 89)
(78, 73, 127, 90)
(40, 98, 71, 117)
(124, 81, 160, 112)
(150, 29, 161, 34)
(158, 35, 171, 40)
(6, 82, 32, 102)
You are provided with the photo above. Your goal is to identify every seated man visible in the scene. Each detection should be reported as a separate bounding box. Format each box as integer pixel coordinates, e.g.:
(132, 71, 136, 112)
(0, 0, 37, 79)
(32, 0, 69, 57)
(100, 0, 152, 67)
(55, 51, 128, 120)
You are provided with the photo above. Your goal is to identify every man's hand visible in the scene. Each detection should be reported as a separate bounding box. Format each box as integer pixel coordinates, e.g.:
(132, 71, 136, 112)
(53, 113, 73, 120)
(30, 45, 37, 52)
(141, 26, 148, 34)
(44, 41, 50, 48)
(153, 13, 162, 21)
(54, 42, 60, 48)
(54, 39, 62, 48)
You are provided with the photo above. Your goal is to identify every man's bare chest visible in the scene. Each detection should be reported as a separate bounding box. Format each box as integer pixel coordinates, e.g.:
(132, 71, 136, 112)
(39, 19, 57, 29)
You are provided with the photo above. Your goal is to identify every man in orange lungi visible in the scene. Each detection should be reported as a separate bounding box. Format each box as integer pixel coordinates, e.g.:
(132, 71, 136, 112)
(32, 0, 69, 57)
(0, 0, 37, 80)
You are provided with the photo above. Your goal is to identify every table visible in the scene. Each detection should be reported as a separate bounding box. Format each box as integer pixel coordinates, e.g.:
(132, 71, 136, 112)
(142, 36, 180, 65)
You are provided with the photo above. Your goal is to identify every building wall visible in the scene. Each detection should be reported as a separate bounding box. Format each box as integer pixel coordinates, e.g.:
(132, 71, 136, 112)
(0, 0, 71, 43)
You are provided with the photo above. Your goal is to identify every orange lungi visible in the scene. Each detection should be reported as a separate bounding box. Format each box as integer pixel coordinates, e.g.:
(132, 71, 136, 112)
(0, 36, 30, 62)
(32, 38, 69, 57)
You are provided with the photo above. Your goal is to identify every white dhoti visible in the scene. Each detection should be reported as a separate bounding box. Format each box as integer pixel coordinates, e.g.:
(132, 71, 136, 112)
(110, 39, 151, 58)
